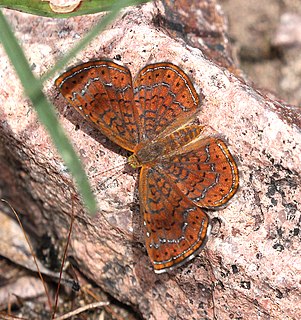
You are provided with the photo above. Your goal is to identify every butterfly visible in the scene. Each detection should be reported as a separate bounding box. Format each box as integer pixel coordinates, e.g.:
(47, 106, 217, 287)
(55, 59, 239, 273)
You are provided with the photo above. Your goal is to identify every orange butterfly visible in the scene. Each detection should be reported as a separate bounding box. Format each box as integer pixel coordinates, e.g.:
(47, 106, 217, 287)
(55, 60, 239, 273)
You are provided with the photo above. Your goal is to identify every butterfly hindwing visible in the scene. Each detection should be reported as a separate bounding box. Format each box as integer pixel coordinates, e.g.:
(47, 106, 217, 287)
(139, 165, 211, 273)
(160, 136, 239, 208)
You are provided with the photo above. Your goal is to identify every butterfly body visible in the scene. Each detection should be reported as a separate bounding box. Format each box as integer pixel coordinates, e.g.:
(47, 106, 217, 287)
(56, 59, 239, 273)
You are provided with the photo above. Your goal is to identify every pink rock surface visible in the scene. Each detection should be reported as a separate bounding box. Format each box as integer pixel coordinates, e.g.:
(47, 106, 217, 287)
(0, 1, 300, 319)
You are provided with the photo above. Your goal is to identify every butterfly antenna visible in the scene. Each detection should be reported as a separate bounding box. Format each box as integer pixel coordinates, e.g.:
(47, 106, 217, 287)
(89, 160, 128, 179)
(90, 160, 134, 192)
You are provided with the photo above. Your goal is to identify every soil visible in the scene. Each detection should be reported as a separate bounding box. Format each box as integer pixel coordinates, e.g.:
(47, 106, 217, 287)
(221, 0, 301, 106)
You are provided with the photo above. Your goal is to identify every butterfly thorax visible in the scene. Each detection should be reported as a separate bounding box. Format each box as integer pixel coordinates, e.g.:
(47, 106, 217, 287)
(129, 125, 204, 167)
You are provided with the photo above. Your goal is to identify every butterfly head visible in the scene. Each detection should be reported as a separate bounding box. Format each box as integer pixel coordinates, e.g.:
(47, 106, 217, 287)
(128, 154, 142, 169)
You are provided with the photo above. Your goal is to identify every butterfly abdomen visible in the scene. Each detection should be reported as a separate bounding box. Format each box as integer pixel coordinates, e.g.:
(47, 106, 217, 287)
(134, 125, 204, 165)
(158, 125, 204, 156)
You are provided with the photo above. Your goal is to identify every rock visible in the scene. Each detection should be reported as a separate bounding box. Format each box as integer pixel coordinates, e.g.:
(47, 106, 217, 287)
(0, 1, 300, 319)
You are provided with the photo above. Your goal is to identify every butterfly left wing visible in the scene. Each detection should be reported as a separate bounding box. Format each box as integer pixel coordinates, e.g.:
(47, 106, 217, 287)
(55, 60, 141, 151)
(139, 165, 211, 273)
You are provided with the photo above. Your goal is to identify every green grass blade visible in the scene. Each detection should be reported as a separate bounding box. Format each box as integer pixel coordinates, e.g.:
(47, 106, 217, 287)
(0, 10, 98, 214)
(0, 0, 149, 215)
(0, 0, 150, 18)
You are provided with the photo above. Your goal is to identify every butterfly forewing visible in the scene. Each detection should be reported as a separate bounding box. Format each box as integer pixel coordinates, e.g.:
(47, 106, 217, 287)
(55, 60, 140, 151)
(133, 63, 201, 142)
(139, 166, 210, 273)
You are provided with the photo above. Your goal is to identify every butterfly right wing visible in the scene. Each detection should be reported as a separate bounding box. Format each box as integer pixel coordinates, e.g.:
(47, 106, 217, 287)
(139, 165, 211, 273)
(133, 63, 202, 144)
(160, 136, 239, 208)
